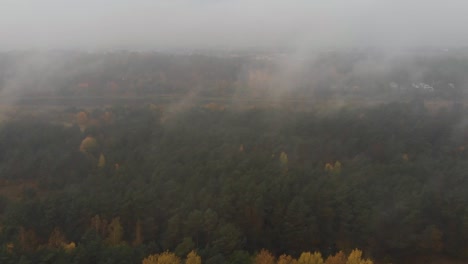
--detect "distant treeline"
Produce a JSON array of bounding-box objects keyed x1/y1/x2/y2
[{"x1": 0, "y1": 51, "x2": 468, "y2": 100}]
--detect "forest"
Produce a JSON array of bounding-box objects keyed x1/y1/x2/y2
[
  {"x1": 0, "y1": 99, "x2": 466, "y2": 263},
  {"x1": 3, "y1": 0, "x2": 468, "y2": 262},
  {"x1": 1, "y1": 50, "x2": 468, "y2": 102}
]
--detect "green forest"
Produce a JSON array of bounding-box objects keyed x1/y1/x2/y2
[{"x1": 0, "y1": 101, "x2": 466, "y2": 263}]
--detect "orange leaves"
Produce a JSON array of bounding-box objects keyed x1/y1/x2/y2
[
  {"x1": 278, "y1": 254, "x2": 298, "y2": 264},
  {"x1": 76, "y1": 111, "x2": 88, "y2": 132},
  {"x1": 254, "y1": 249, "x2": 276, "y2": 264}
]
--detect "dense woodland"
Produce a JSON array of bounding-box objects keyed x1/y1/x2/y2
[{"x1": 0, "y1": 100, "x2": 467, "y2": 263}]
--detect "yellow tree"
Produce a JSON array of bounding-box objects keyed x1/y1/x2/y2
[
  {"x1": 346, "y1": 249, "x2": 373, "y2": 264},
  {"x1": 298, "y1": 252, "x2": 323, "y2": 264},
  {"x1": 142, "y1": 251, "x2": 181, "y2": 264},
  {"x1": 185, "y1": 250, "x2": 201, "y2": 264},
  {"x1": 325, "y1": 251, "x2": 346, "y2": 264},
  {"x1": 325, "y1": 161, "x2": 342, "y2": 175},
  {"x1": 255, "y1": 249, "x2": 276, "y2": 264},
  {"x1": 107, "y1": 217, "x2": 123, "y2": 245},
  {"x1": 98, "y1": 153, "x2": 106, "y2": 168},
  {"x1": 63, "y1": 242, "x2": 76, "y2": 252},
  {"x1": 79, "y1": 136, "x2": 98, "y2": 155},
  {"x1": 277, "y1": 254, "x2": 297, "y2": 264},
  {"x1": 143, "y1": 255, "x2": 159, "y2": 264},
  {"x1": 324, "y1": 163, "x2": 334, "y2": 172},
  {"x1": 333, "y1": 161, "x2": 342, "y2": 174}
]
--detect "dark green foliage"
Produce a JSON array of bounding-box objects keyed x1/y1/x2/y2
[{"x1": 0, "y1": 103, "x2": 467, "y2": 263}]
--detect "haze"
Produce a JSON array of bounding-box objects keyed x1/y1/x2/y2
[{"x1": 2, "y1": 0, "x2": 468, "y2": 51}]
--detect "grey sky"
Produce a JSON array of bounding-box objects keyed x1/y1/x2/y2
[{"x1": 1, "y1": 0, "x2": 468, "y2": 50}]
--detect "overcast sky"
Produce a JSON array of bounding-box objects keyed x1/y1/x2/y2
[{"x1": 1, "y1": 0, "x2": 468, "y2": 50}]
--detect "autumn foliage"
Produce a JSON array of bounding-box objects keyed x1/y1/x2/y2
[
  {"x1": 139, "y1": 249, "x2": 373, "y2": 264},
  {"x1": 254, "y1": 249, "x2": 276, "y2": 264},
  {"x1": 142, "y1": 251, "x2": 181, "y2": 264}
]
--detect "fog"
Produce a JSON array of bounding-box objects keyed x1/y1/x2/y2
[{"x1": 2, "y1": 0, "x2": 468, "y2": 51}]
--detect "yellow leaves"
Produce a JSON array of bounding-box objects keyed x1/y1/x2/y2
[
  {"x1": 90, "y1": 215, "x2": 126, "y2": 246},
  {"x1": 324, "y1": 161, "x2": 342, "y2": 175},
  {"x1": 325, "y1": 251, "x2": 346, "y2": 264},
  {"x1": 298, "y1": 252, "x2": 324, "y2": 264},
  {"x1": 138, "y1": 249, "x2": 372, "y2": 264},
  {"x1": 280, "y1": 152, "x2": 288, "y2": 165},
  {"x1": 334, "y1": 161, "x2": 341, "y2": 173},
  {"x1": 185, "y1": 250, "x2": 202, "y2": 264},
  {"x1": 254, "y1": 249, "x2": 276, "y2": 264},
  {"x1": 63, "y1": 242, "x2": 76, "y2": 252},
  {"x1": 98, "y1": 153, "x2": 106, "y2": 168},
  {"x1": 295, "y1": 251, "x2": 372, "y2": 264},
  {"x1": 143, "y1": 255, "x2": 159, "y2": 264},
  {"x1": 346, "y1": 249, "x2": 373, "y2": 264},
  {"x1": 106, "y1": 217, "x2": 123, "y2": 246},
  {"x1": 277, "y1": 254, "x2": 298, "y2": 264},
  {"x1": 79, "y1": 136, "x2": 98, "y2": 154},
  {"x1": 158, "y1": 252, "x2": 180, "y2": 264},
  {"x1": 142, "y1": 251, "x2": 181, "y2": 264},
  {"x1": 48, "y1": 228, "x2": 66, "y2": 248},
  {"x1": 143, "y1": 250, "x2": 201, "y2": 264}
]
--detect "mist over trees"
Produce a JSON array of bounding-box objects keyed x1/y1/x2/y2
[
  {"x1": 1, "y1": 50, "x2": 468, "y2": 103},
  {"x1": 2, "y1": 0, "x2": 468, "y2": 263},
  {"x1": 0, "y1": 99, "x2": 466, "y2": 263}
]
